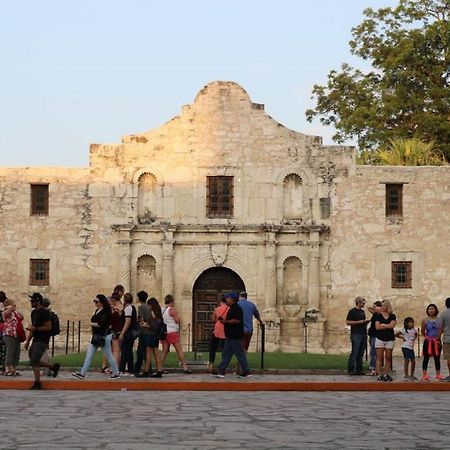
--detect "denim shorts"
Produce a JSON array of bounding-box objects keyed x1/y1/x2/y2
[
  {"x1": 402, "y1": 347, "x2": 415, "y2": 360},
  {"x1": 28, "y1": 341, "x2": 48, "y2": 366}
]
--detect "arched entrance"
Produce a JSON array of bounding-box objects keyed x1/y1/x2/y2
[{"x1": 192, "y1": 267, "x2": 246, "y2": 351}]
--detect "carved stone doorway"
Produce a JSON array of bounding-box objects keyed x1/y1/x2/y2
[{"x1": 192, "y1": 267, "x2": 246, "y2": 351}]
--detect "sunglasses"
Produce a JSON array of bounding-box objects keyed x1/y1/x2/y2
[{"x1": 93, "y1": 299, "x2": 99, "y2": 304}]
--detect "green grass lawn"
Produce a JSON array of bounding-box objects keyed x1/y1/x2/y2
[{"x1": 21, "y1": 351, "x2": 351, "y2": 370}]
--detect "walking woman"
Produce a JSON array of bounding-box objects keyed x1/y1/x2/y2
[
  {"x1": 375, "y1": 299, "x2": 396, "y2": 381},
  {"x1": 137, "y1": 297, "x2": 163, "y2": 378},
  {"x1": 207, "y1": 295, "x2": 228, "y2": 373},
  {"x1": 421, "y1": 303, "x2": 443, "y2": 381},
  {"x1": 2, "y1": 298, "x2": 23, "y2": 376},
  {"x1": 72, "y1": 294, "x2": 120, "y2": 379}
]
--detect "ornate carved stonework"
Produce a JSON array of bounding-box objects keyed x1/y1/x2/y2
[{"x1": 210, "y1": 244, "x2": 228, "y2": 266}]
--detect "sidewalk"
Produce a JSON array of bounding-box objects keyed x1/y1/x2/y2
[{"x1": 2, "y1": 369, "x2": 450, "y2": 391}]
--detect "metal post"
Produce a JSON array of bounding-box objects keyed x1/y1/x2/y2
[
  {"x1": 77, "y1": 321, "x2": 81, "y2": 353},
  {"x1": 71, "y1": 321, "x2": 75, "y2": 352},
  {"x1": 51, "y1": 335, "x2": 55, "y2": 357},
  {"x1": 304, "y1": 322, "x2": 308, "y2": 354},
  {"x1": 65, "y1": 320, "x2": 69, "y2": 354},
  {"x1": 260, "y1": 324, "x2": 265, "y2": 370}
]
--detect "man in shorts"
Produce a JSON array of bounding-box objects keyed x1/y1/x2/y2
[
  {"x1": 24, "y1": 293, "x2": 60, "y2": 389},
  {"x1": 161, "y1": 295, "x2": 192, "y2": 373},
  {"x1": 439, "y1": 297, "x2": 450, "y2": 381}
]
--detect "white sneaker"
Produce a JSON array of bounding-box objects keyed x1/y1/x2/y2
[{"x1": 72, "y1": 372, "x2": 85, "y2": 380}]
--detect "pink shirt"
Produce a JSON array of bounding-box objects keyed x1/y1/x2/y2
[{"x1": 213, "y1": 304, "x2": 229, "y2": 339}]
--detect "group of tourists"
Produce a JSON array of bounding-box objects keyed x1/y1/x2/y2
[
  {"x1": 0, "y1": 286, "x2": 263, "y2": 388},
  {"x1": 71, "y1": 285, "x2": 193, "y2": 380},
  {"x1": 346, "y1": 296, "x2": 450, "y2": 382}
]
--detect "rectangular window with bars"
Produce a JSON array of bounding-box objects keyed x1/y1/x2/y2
[
  {"x1": 385, "y1": 184, "x2": 403, "y2": 217},
  {"x1": 206, "y1": 176, "x2": 234, "y2": 218},
  {"x1": 391, "y1": 261, "x2": 412, "y2": 288},
  {"x1": 31, "y1": 184, "x2": 49, "y2": 216},
  {"x1": 30, "y1": 259, "x2": 50, "y2": 286}
]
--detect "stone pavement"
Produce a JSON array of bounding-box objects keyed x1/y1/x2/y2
[{"x1": 0, "y1": 390, "x2": 449, "y2": 449}]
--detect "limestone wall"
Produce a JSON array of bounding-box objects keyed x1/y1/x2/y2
[{"x1": 328, "y1": 165, "x2": 450, "y2": 353}]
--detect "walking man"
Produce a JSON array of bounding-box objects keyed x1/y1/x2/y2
[
  {"x1": 213, "y1": 292, "x2": 251, "y2": 378},
  {"x1": 238, "y1": 292, "x2": 264, "y2": 353},
  {"x1": 346, "y1": 296, "x2": 369, "y2": 375},
  {"x1": 439, "y1": 297, "x2": 450, "y2": 381},
  {"x1": 24, "y1": 293, "x2": 60, "y2": 389}
]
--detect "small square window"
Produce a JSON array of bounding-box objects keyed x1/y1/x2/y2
[
  {"x1": 391, "y1": 261, "x2": 412, "y2": 288},
  {"x1": 31, "y1": 184, "x2": 49, "y2": 216},
  {"x1": 30, "y1": 259, "x2": 50, "y2": 286},
  {"x1": 386, "y1": 184, "x2": 403, "y2": 217}
]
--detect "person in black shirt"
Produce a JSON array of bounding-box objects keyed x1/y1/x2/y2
[
  {"x1": 24, "y1": 293, "x2": 60, "y2": 390},
  {"x1": 346, "y1": 296, "x2": 370, "y2": 375},
  {"x1": 213, "y1": 292, "x2": 251, "y2": 378}
]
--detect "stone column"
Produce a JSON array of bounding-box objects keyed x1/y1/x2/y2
[
  {"x1": 118, "y1": 239, "x2": 132, "y2": 292},
  {"x1": 308, "y1": 230, "x2": 321, "y2": 311},
  {"x1": 162, "y1": 228, "x2": 174, "y2": 298},
  {"x1": 264, "y1": 232, "x2": 277, "y2": 311}
]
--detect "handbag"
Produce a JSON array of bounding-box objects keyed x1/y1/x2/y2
[
  {"x1": 15, "y1": 313, "x2": 26, "y2": 343},
  {"x1": 156, "y1": 320, "x2": 167, "y2": 341},
  {"x1": 91, "y1": 334, "x2": 106, "y2": 347}
]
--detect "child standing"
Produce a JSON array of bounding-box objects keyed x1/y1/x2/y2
[
  {"x1": 395, "y1": 317, "x2": 417, "y2": 381},
  {"x1": 421, "y1": 303, "x2": 443, "y2": 381}
]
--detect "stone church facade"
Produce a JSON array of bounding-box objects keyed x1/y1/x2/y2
[{"x1": 0, "y1": 81, "x2": 449, "y2": 353}]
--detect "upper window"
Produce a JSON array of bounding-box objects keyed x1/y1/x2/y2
[
  {"x1": 30, "y1": 259, "x2": 50, "y2": 286},
  {"x1": 391, "y1": 261, "x2": 412, "y2": 289},
  {"x1": 31, "y1": 184, "x2": 49, "y2": 216},
  {"x1": 206, "y1": 176, "x2": 234, "y2": 218},
  {"x1": 385, "y1": 184, "x2": 403, "y2": 217}
]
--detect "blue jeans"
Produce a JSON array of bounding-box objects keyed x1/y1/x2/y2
[
  {"x1": 81, "y1": 334, "x2": 118, "y2": 376},
  {"x1": 348, "y1": 333, "x2": 366, "y2": 373},
  {"x1": 369, "y1": 336, "x2": 377, "y2": 370},
  {"x1": 218, "y1": 338, "x2": 249, "y2": 374}
]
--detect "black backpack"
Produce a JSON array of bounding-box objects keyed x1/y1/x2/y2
[
  {"x1": 50, "y1": 311, "x2": 61, "y2": 336},
  {"x1": 156, "y1": 320, "x2": 167, "y2": 341}
]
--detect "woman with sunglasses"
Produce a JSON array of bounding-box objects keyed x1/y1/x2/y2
[
  {"x1": 421, "y1": 303, "x2": 443, "y2": 381},
  {"x1": 72, "y1": 294, "x2": 120, "y2": 379},
  {"x1": 375, "y1": 299, "x2": 396, "y2": 381}
]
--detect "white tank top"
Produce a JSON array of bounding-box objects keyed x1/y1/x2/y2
[{"x1": 162, "y1": 306, "x2": 179, "y2": 333}]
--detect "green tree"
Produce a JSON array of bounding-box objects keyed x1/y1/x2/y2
[
  {"x1": 356, "y1": 137, "x2": 446, "y2": 165},
  {"x1": 306, "y1": 0, "x2": 450, "y2": 162}
]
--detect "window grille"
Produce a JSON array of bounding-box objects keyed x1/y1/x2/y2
[
  {"x1": 391, "y1": 261, "x2": 412, "y2": 288},
  {"x1": 385, "y1": 184, "x2": 403, "y2": 217},
  {"x1": 30, "y1": 259, "x2": 50, "y2": 286},
  {"x1": 206, "y1": 176, "x2": 234, "y2": 218},
  {"x1": 31, "y1": 184, "x2": 49, "y2": 216}
]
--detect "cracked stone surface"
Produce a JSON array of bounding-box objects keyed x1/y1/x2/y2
[{"x1": 0, "y1": 390, "x2": 449, "y2": 449}]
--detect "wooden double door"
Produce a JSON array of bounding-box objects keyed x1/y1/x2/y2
[{"x1": 192, "y1": 267, "x2": 246, "y2": 351}]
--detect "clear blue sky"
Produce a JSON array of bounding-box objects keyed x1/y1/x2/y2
[{"x1": 0, "y1": 0, "x2": 396, "y2": 167}]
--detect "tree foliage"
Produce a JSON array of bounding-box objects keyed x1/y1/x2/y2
[
  {"x1": 306, "y1": 0, "x2": 450, "y2": 162},
  {"x1": 356, "y1": 137, "x2": 447, "y2": 165}
]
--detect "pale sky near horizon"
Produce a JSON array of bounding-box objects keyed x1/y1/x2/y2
[{"x1": 1, "y1": 0, "x2": 396, "y2": 167}]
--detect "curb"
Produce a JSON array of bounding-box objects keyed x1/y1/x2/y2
[{"x1": 2, "y1": 380, "x2": 450, "y2": 392}]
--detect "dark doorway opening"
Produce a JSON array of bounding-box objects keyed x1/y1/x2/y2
[{"x1": 192, "y1": 267, "x2": 246, "y2": 351}]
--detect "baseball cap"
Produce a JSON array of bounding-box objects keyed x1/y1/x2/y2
[
  {"x1": 225, "y1": 292, "x2": 239, "y2": 301},
  {"x1": 29, "y1": 292, "x2": 43, "y2": 302}
]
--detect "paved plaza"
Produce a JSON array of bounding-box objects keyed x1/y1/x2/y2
[{"x1": 0, "y1": 390, "x2": 448, "y2": 449}]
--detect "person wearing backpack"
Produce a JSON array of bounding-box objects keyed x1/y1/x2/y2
[{"x1": 25, "y1": 293, "x2": 61, "y2": 389}]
